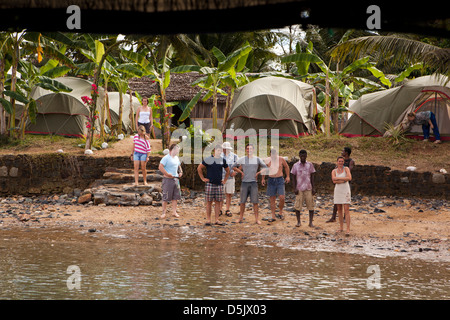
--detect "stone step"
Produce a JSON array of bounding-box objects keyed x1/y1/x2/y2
[
  {"x1": 105, "y1": 167, "x2": 161, "y2": 174},
  {"x1": 98, "y1": 172, "x2": 164, "y2": 184},
  {"x1": 83, "y1": 166, "x2": 165, "y2": 206},
  {"x1": 91, "y1": 183, "x2": 162, "y2": 206}
]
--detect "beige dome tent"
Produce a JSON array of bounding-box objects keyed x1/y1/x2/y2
[
  {"x1": 225, "y1": 77, "x2": 318, "y2": 138},
  {"x1": 340, "y1": 75, "x2": 450, "y2": 141},
  {"x1": 26, "y1": 77, "x2": 105, "y2": 137}
]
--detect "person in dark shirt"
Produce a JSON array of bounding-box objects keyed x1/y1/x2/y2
[{"x1": 197, "y1": 144, "x2": 230, "y2": 226}]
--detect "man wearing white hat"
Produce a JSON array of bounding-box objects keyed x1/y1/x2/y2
[{"x1": 221, "y1": 141, "x2": 238, "y2": 217}]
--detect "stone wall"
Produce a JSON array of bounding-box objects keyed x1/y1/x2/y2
[
  {"x1": 181, "y1": 161, "x2": 449, "y2": 199},
  {"x1": 0, "y1": 154, "x2": 448, "y2": 199},
  {"x1": 0, "y1": 154, "x2": 159, "y2": 196}
]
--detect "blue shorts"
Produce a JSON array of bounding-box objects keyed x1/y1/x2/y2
[
  {"x1": 266, "y1": 177, "x2": 285, "y2": 197},
  {"x1": 133, "y1": 151, "x2": 147, "y2": 161}
]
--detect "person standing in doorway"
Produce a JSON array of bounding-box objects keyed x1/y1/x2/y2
[
  {"x1": 159, "y1": 144, "x2": 182, "y2": 219},
  {"x1": 260, "y1": 148, "x2": 290, "y2": 221},
  {"x1": 327, "y1": 147, "x2": 355, "y2": 223},
  {"x1": 135, "y1": 97, "x2": 153, "y2": 135},
  {"x1": 234, "y1": 144, "x2": 267, "y2": 225},
  {"x1": 290, "y1": 150, "x2": 316, "y2": 227},
  {"x1": 197, "y1": 144, "x2": 230, "y2": 225},
  {"x1": 332, "y1": 156, "x2": 352, "y2": 236},
  {"x1": 131, "y1": 125, "x2": 151, "y2": 186},
  {"x1": 221, "y1": 142, "x2": 238, "y2": 217}
]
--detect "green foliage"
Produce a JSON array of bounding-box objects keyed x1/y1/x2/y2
[{"x1": 384, "y1": 122, "x2": 409, "y2": 148}]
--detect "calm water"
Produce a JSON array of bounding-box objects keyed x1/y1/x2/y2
[{"x1": 0, "y1": 226, "x2": 448, "y2": 300}]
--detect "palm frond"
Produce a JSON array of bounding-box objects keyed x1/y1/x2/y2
[
  {"x1": 423, "y1": 48, "x2": 450, "y2": 77},
  {"x1": 331, "y1": 36, "x2": 438, "y2": 64},
  {"x1": 330, "y1": 35, "x2": 449, "y2": 78}
]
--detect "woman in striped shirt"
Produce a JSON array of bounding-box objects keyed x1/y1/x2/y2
[{"x1": 131, "y1": 125, "x2": 151, "y2": 186}]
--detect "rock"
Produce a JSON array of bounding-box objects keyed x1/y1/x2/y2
[
  {"x1": 84, "y1": 149, "x2": 93, "y2": 155},
  {"x1": 63, "y1": 186, "x2": 73, "y2": 195},
  {"x1": 431, "y1": 173, "x2": 445, "y2": 184},
  {"x1": 400, "y1": 176, "x2": 409, "y2": 183},
  {"x1": 139, "y1": 194, "x2": 153, "y2": 205},
  {"x1": 18, "y1": 213, "x2": 30, "y2": 222},
  {"x1": 73, "y1": 188, "x2": 82, "y2": 197},
  {"x1": 374, "y1": 208, "x2": 385, "y2": 213},
  {"x1": 9, "y1": 167, "x2": 18, "y2": 177},
  {"x1": 78, "y1": 193, "x2": 92, "y2": 204},
  {"x1": 0, "y1": 166, "x2": 8, "y2": 177},
  {"x1": 28, "y1": 187, "x2": 42, "y2": 194},
  {"x1": 81, "y1": 189, "x2": 92, "y2": 196}
]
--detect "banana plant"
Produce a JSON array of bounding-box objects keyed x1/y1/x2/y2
[
  {"x1": 0, "y1": 31, "x2": 74, "y2": 138},
  {"x1": 282, "y1": 41, "x2": 391, "y2": 135},
  {"x1": 74, "y1": 34, "x2": 136, "y2": 149},
  {"x1": 172, "y1": 43, "x2": 252, "y2": 129}
]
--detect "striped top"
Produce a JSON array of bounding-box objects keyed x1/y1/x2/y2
[{"x1": 133, "y1": 134, "x2": 151, "y2": 154}]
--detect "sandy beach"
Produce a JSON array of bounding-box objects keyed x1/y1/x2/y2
[{"x1": 1, "y1": 136, "x2": 449, "y2": 263}]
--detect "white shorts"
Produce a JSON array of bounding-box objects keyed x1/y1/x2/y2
[{"x1": 223, "y1": 178, "x2": 235, "y2": 194}]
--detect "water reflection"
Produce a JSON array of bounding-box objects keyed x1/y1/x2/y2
[{"x1": 0, "y1": 227, "x2": 448, "y2": 300}]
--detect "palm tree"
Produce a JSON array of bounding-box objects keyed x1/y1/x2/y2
[{"x1": 330, "y1": 35, "x2": 450, "y2": 79}]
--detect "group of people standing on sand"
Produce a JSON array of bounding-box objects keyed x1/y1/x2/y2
[
  {"x1": 130, "y1": 98, "x2": 356, "y2": 235},
  {"x1": 194, "y1": 142, "x2": 356, "y2": 236}
]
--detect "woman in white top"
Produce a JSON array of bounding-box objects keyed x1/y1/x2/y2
[
  {"x1": 332, "y1": 156, "x2": 352, "y2": 235},
  {"x1": 135, "y1": 98, "x2": 153, "y2": 134}
]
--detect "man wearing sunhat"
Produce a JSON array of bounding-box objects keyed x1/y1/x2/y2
[{"x1": 221, "y1": 141, "x2": 238, "y2": 217}]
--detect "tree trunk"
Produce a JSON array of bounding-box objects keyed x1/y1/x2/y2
[
  {"x1": 221, "y1": 88, "x2": 233, "y2": 133},
  {"x1": 100, "y1": 81, "x2": 107, "y2": 139},
  {"x1": 117, "y1": 90, "x2": 123, "y2": 134},
  {"x1": 129, "y1": 89, "x2": 135, "y2": 133},
  {"x1": 324, "y1": 68, "x2": 331, "y2": 137},
  {"x1": 160, "y1": 87, "x2": 169, "y2": 150},
  {"x1": 10, "y1": 41, "x2": 19, "y2": 138},
  {"x1": 212, "y1": 90, "x2": 218, "y2": 129},
  {"x1": 0, "y1": 57, "x2": 6, "y2": 135},
  {"x1": 332, "y1": 86, "x2": 339, "y2": 133}
]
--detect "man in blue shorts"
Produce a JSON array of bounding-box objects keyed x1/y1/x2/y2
[{"x1": 261, "y1": 148, "x2": 290, "y2": 222}]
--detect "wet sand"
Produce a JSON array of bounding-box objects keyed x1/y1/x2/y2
[{"x1": 1, "y1": 192, "x2": 448, "y2": 263}]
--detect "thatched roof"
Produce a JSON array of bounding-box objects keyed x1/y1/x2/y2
[{"x1": 128, "y1": 72, "x2": 227, "y2": 104}]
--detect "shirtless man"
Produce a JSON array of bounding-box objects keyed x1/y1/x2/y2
[{"x1": 260, "y1": 148, "x2": 290, "y2": 221}]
